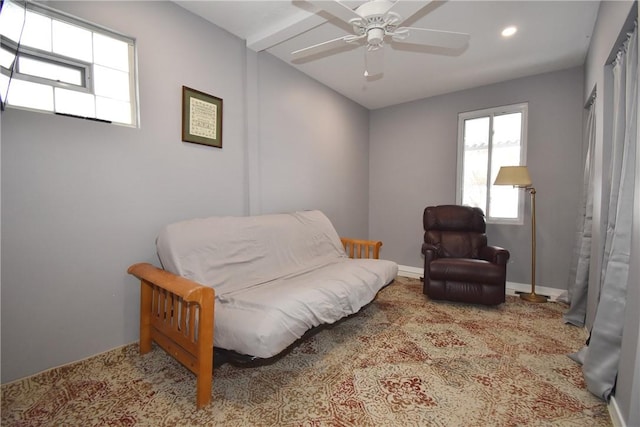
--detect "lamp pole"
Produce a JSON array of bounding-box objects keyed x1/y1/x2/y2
[
  {"x1": 493, "y1": 165, "x2": 548, "y2": 303},
  {"x1": 520, "y1": 186, "x2": 547, "y2": 303}
]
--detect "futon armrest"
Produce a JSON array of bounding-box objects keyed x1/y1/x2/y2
[
  {"x1": 340, "y1": 237, "x2": 383, "y2": 259},
  {"x1": 127, "y1": 262, "x2": 215, "y2": 303},
  {"x1": 128, "y1": 262, "x2": 215, "y2": 409},
  {"x1": 479, "y1": 246, "x2": 510, "y2": 265}
]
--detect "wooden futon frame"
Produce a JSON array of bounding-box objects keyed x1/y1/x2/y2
[{"x1": 127, "y1": 237, "x2": 383, "y2": 409}]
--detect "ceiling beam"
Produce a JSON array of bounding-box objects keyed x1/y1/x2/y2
[{"x1": 246, "y1": 9, "x2": 326, "y2": 52}]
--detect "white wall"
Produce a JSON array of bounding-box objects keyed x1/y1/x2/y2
[
  {"x1": 0, "y1": 1, "x2": 371, "y2": 383},
  {"x1": 369, "y1": 67, "x2": 584, "y2": 289}
]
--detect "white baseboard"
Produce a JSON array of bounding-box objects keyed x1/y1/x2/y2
[
  {"x1": 397, "y1": 265, "x2": 565, "y2": 302},
  {"x1": 609, "y1": 396, "x2": 626, "y2": 427},
  {"x1": 397, "y1": 265, "x2": 423, "y2": 279}
]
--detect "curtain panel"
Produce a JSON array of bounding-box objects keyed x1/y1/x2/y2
[
  {"x1": 564, "y1": 97, "x2": 596, "y2": 327},
  {"x1": 571, "y1": 22, "x2": 638, "y2": 401}
]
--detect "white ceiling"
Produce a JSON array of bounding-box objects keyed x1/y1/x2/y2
[{"x1": 175, "y1": 0, "x2": 600, "y2": 110}]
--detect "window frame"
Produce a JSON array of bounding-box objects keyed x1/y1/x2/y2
[
  {"x1": 456, "y1": 102, "x2": 529, "y2": 225},
  {"x1": 13, "y1": 44, "x2": 93, "y2": 91},
  {"x1": 0, "y1": 0, "x2": 138, "y2": 127}
]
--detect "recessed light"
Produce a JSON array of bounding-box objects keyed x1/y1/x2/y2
[{"x1": 502, "y1": 26, "x2": 517, "y2": 37}]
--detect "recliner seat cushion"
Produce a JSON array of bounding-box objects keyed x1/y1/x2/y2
[{"x1": 429, "y1": 258, "x2": 504, "y2": 285}]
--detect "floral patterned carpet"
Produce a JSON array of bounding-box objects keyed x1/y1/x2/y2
[{"x1": 2, "y1": 277, "x2": 611, "y2": 426}]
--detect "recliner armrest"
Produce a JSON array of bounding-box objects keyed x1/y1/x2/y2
[
  {"x1": 479, "y1": 246, "x2": 510, "y2": 265},
  {"x1": 422, "y1": 243, "x2": 439, "y2": 261}
]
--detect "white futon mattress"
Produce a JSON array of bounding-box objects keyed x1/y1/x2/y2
[
  {"x1": 156, "y1": 210, "x2": 398, "y2": 358},
  {"x1": 214, "y1": 257, "x2": 397, "y2": 358}
]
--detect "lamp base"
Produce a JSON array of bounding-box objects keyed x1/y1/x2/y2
[{"x1": 519, "y1": 292, "x2": 548, "y2": 303}]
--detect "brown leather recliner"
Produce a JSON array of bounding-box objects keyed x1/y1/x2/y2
[{"x1": 422, "y1": 205, "x2": 510, "y2": 305}]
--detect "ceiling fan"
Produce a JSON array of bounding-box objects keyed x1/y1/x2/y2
[{"x1": 292, "y1": 0, "x2": 470, "y2": 77}]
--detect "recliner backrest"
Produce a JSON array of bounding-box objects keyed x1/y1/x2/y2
[{"x1": 423, "y1": 205, "x2": 488, "y2": 259}]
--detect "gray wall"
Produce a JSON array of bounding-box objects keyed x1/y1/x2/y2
[
  {"x1": 369, "y1": 67, "x2": 584, "y2": 289},
  {"x1": 1, "y1": 0, "x2": 247, "y2": 383},
  {"x1": 583, "y1": 2, "x2": 639, "y2": 426},
  {"x1": 0, "y1": 1, "x2": 370, "y2": 383},
  {"x1": 2, "y1": 5, "x2": 638, "y2": 426},
  {"x1": 256, "y1": 53, "x2": 370, "y2": 237}
]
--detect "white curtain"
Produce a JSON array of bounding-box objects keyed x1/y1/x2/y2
[
  {"x1": 571, "y1": 22, "x2": 638, "y2": 401},
  {"x1": 563, "y1": 97, "x2": 596, "y2": 327}
]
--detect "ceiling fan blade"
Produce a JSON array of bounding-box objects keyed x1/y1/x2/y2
[
  {"x1": 392, "y1": 27, "x2": 470, "y2": 49},
  {"x1": 292, "y1": 34, "x2": 362, "y2": 59},
  {"x1": 365, "y1": 47, "x2": 384, "y2": 77},
  {"x1": 386, "y1": 0, "x2": 434, "y2": 26},
  {"x1": 307, "y1": 0, "x2": 361, "y2": 24}
]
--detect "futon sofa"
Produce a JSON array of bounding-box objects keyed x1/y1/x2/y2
[{"x1": 128, "y1": 210, "x2": 398, "y2": 407}]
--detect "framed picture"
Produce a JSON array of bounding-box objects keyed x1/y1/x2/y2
[{"x1": 182, "y1": 86, "x2": 223, "y2": 148}]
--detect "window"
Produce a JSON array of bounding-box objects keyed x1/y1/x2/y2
[
  {"x1": 0, "y1": 0, "x2": 137, "y2": 126},
  {"x1": 456, "y1": 103, "x2": 528, "y2": 223}
]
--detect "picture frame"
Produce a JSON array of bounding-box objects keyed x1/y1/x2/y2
[{"x1": 182, "y1": 86, "x2": 223, "y2": 148}]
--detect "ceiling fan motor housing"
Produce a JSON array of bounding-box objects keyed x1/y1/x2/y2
[
  {"x1": 367, "y1": 27, "x2": 385, "y2": 47},
  {"x1": 293, "y1": 0, "x2": 471, "y2": 76},
  {"x1": 351, "y1": 0, "x2": 401, "y2": 47}
]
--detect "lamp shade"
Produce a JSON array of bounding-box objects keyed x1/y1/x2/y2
[{"x1": 494, "y1": 166, "x2": 532, "y2": 187}]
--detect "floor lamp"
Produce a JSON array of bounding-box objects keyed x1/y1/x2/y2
[{"x1": 494, "y1": 166, "x2": 548, "y2": 303}]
